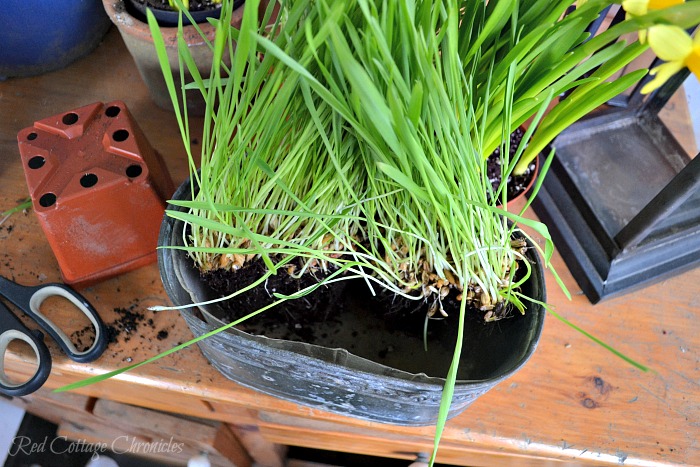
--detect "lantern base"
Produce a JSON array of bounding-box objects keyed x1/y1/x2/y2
[{"x1": 531, "y1": 111, "x2": 700, "y2": 303}]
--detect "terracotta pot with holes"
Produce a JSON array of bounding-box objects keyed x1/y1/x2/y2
[{"x1": 17, "y1": 101, "x2": 175, "y2": 287}]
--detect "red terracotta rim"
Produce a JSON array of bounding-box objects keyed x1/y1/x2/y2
[{"x1": 506, "y1": 152, "x2": 540, "y2": 207}]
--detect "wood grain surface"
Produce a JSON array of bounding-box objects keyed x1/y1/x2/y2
[{"x1": 1, "y1": 27, "x2": 699, "y2": 466}]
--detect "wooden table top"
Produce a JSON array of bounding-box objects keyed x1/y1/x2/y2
[{"x1": 1, "y1": 27, "x2": 699, "y2": 467}]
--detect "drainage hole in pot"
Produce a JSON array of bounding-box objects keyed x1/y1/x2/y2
[
  {"x1": 105, "y1": 106, "x2": 121, "y2": 118},
  {"x1": 126, "y1": 164, "x2": 143, "y2": 178},
  {"x1": 28, "y1": 156, "x2": 45, "y2": 169},
  {"x1": 113, "y1": 129, "x2": 129, "y2": 142},
  {"x1": 62, "y1": 113, "x2": 79, "y2": 125},
  {"x1": 80, "y1": 173, "x2": 98, "y2": 188},
  {"x1": 27, "y1": 132, "x2": 38, "y2": 141},
  {"x1": 39, "y1": 193, "x2": 57, "y2": 207}
]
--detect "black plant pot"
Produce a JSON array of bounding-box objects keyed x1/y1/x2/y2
[
  {"x1": 127, "y1": 0, "x2": 244, "y2": 26},
  {"x1": 157, "y1": 177, "x2": 547, "y2": 425},
  {"x1": 0, "y1": 0, "x2": 111, "y2": 79}
]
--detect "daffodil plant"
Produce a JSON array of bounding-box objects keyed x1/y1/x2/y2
[{"x1": 508, "y1": 0, "x2": 700, "y2": 174}]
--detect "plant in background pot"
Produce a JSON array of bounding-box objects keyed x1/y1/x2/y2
[
  {"x1": 62, "y1": 0, "x2": 700, "y2": 463},
  {"x1": 101, "y1": 0, "x2": 249, "y2": 114},
  {"x1": 129, "y1": 0, "x2": 236, "y2": 26}
]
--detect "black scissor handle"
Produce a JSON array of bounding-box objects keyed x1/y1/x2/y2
[
  {"x1": 0, "y1": 277, "x2": 107, "y2": 363},
  {"x1": 0, "y1": 303, "x2": 52, "y2": 396},
  {"x1": 28, "y1": 284, "x2": 107, "y2": 362}
]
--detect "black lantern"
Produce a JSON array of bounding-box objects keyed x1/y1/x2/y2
[{"x1": 531, "y1": 9, "x2": 699, "y2": 303}]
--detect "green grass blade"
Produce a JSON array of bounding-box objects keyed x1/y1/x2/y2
[
  {"x1": 429, "y1": 297, "x2": 467, "y2": 466},
  {"x1": 541, "y1": 301, "x2": 652, "y2": 373},
  {"x1": 54, "y1": 296, "x2": 291, "y2": 393}
]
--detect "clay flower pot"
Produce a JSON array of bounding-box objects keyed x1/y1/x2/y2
[
  {"x1": 102, "y1": 0, "x2": 246, "y2": 115},
  {"x1": 17, "y1": 101, "x2": 175, "y2": 287},
  {"x1": 0, "y1": 0, "x2": 111, "y2": 78}
]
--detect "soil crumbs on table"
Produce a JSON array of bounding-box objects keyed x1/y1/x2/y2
[{"x1": 71, "y1": 302, "x2": 159, "y2": 352}]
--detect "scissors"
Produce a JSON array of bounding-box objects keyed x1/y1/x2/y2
[{"x1": 0, "y1": 275, "x2": 107, "y2": 396}]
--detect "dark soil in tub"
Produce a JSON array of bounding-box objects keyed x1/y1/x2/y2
[
  {"x1": 486, "y1": 127, "x2": 537, "y2": 203},
  {"x1": 199, "y1": 254, "x2": 532, "y2": 380},
  {"x1": 202, "y1": 257, "x2": 346, "y2": 342}
]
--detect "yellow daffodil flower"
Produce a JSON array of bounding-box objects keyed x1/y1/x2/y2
[
  {"x1": 623, "y1": 0, "x2": 684, "y2": 16},
  {"x1": 642, "y1": 25, "x2": 700, "y2": 94},
  {"x1": 622, "y1": 0, "x2": 685, "y2": 42},
  {"x1": 168, "y1": 0, "x2": 190, "y2": 10}
]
